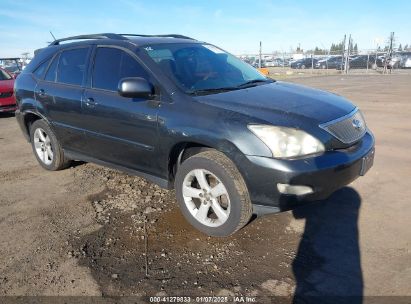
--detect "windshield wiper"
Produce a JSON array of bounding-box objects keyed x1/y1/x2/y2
[
  {"x1": 236, "y1": 78, "x2": 274, "y2": 88},
  {"x1": 188, "y1": 87, "x2": 240, "y2": 96},
  {"x1": 188, "y1": 79, "x2": 274, "y2": 95}
]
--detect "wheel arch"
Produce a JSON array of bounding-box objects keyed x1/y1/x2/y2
[
  {"x1": 167, "y1": 138, "x2": 244, "y2": 186},
  {"x1": 22, "y1": 111, "x2": 50, "y2": 142},
  {"x1": 168, "y1": 142, "x2": 212, "y2": 185}
]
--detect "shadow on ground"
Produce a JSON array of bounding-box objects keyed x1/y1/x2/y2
[
  {"x1": 292, "y1": 187, "x2": 363, "y2": 304},
  {"x1": 0, "y1": 112, "x2": 15, "y2": 119}
]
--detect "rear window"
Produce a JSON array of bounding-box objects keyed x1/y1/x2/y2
[{"x1": 56, "y1": 48, "x2": 89, "y2": 86}]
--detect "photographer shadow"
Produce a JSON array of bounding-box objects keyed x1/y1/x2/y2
[{"x1": 291, "y1": 187, "x2": 363, "y2": 304}]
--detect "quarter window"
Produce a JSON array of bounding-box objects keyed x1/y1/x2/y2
[
  {"x1": 33, "y1": 58, "x2": 51, "y2": 79},
  {"x1": 92, "y1": 47, "x2": 149, "y2": 91},
  {"x1": 44, "y1": 54, "x2": 59, "y2": 82}
]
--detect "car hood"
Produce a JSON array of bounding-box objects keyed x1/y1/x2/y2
[
  {"x1": 0, "y1": 79, "x2": 14, "y2": 92},
  {"x1": 194, "y1": 81, "x2": 355, "y2": 127}
]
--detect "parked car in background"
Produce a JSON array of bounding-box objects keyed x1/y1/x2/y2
[
  {"x1": 290, "y1": 58, "x2": 318, "y2": 69},
  {"x1": 347, "y1": 55, "x2": 383, "y2": 69},
  {"x1": 275, "y1": 58, "x2": 290, "y2": 67},
  {"x1": 387, "y1": 54, "x2": 402, "y2": 69},
  {"x1": 266, "y1": 59, "x2": 284, "y2": 67},
  {"x1": 315, "y1": 56, "x2": 344, "y2": 69},
  {"x1": 0, "y1": 67, "x2": 17, "y2": 113},
  {"x1": 252, "y1": 60, "x2": 266, "y2": 68},
  {"x1": 3, "y1": 65, "x2": 21, "y2": 77},
  {"x1": 399, "y1": 52, "x2": 411, "y2": 68},
  {"x1": 264, "y1": 60, "x2": 275, "y2": 67},
  {"x1": 241, "y1": 57, "x2": 253, "y2": 65},
  {"x1": 1, "y1": 59, "x2": 22, "y2": 76}
]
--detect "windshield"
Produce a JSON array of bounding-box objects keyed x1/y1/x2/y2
[
  {"x1": 0, "y1": 69, "x2": 12, "y2": 81},
  {"x1": 142, "y1": 43, "x2": 270, "y2": 94},
  {"x1": 4, "y1": 65, "x2": 20, "y2": 73}
]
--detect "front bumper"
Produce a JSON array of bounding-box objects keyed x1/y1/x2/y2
[
  {"x1": 0, "y1": 104, "x2": 17, "y2": 113},
  {"x1": 239, "y1": 131, "x2": 375, "y2": 213},
  {"x1": 0, "y1": 97, "x2": 17, "y2": 113},
  {"x1": 0, "y1": 103, "x2": 17, "y2": 113}
]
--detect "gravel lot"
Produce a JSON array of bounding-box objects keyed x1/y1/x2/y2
[{"x1": 0, "y1": 75, "x2": 410, "y2": 301}]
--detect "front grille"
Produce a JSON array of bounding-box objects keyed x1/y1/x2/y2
[
  {"x1": 0, "y1": 92, "x2": 13, "y2": 99},
  {"x1": 319, "y1": 108, "x2": 367, "y2": 144}
]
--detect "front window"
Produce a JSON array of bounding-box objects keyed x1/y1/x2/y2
[
  {"x1": 143, "y1": 43, "x2": 271, "y2": 94},
  {"x1": 92, "y1": 47, "x2": 149, "y2": 92}
]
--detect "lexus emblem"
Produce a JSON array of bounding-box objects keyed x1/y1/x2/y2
[{"x1": 352, "y1": 119, "x2": 362, "y2": 130}]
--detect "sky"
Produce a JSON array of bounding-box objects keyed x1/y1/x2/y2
[{"x1": 1, "y1": 0, "x2": 411, "y2": 57}]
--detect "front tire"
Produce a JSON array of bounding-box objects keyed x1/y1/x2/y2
[
  {"x1": 175, "y1": 150, "x2": 252, "y2": 237},
  {"x1": 30, "y1": 119, "x2": 71, "y2": 171}
]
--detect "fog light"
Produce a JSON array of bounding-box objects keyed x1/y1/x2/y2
[{"x1": 277, "y1": 183, "x2": 313, "y2": 195}]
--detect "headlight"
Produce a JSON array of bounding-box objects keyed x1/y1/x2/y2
[{"x1": 248, "y1": 125, "x2": 325, "y2": 158}]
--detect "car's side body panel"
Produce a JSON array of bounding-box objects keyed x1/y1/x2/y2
[{"x1": 36, "y1": 80, "x2": 87, "y2": 153}]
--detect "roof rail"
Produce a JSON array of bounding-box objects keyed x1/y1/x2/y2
[
  {"x1": 119, "y1": 34, "x2": 196, "y2": 40},
  {"x1": 49, "y1": 33, "x2": 127, "y2": 46},
  {"x1": 48, "y1": 33, "x2": 196, "y2": 46}
]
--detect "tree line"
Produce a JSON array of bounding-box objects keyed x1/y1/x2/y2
[{"x1": 304, "y1": 41, "x2": 410, "y2": 55}]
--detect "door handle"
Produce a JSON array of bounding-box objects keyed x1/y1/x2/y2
[
  {"x1": 37, "y1": 89, "x2": 46, "y2": 97},
  {"x1": 85, "y1": 97, "x2": 98, "y2": 108}
]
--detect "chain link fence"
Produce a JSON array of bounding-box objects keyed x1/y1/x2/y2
[{"x1": 237, "y1": 49, "x2": 411, "y2": 76}]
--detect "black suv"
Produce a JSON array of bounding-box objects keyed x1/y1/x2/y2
[{"x1": 15, "y1": 33, "x2": 375, "y2": 236}]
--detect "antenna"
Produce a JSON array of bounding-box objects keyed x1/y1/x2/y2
[{"x1": 49, "y1": 31, "x2": 57, "y2": 41}]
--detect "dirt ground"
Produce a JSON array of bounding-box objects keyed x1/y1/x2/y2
[{"x1": 0, "y1": 75, "x2": 410, "y2": 302}]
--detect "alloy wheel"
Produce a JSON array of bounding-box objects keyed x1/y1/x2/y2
[
  {"x1": 182, "y1": 169, "x2": 230, "y2": 227},
  {"x1": 33, "y1": 128, "x2": 53, "y2": 165}
]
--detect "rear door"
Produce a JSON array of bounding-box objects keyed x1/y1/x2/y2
[
  {"x1": 81, "y1": 46, "x2": 160, "y2": 174},
  {"x1": 35, "y1": 47, "x2": 91, "y2": 152}
]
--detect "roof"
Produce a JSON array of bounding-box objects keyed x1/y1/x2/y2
[
  {"x1": 33, "y1": 33, "x2": 202, "y2": 58},
  {"x1": 48, "y1": 33, "x2": 199, "y2": 47}
]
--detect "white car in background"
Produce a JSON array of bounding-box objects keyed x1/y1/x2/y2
[{"x1": 400, "y1": 53, "x2": 411, "y2": 68}]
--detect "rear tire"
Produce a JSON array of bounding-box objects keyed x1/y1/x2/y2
[
  {"x1": 30, "y1": 119, "x2": 71, "y2": 171},
  {"x1": 175, "y1": 150, "x2": 252, "y2": 237}
]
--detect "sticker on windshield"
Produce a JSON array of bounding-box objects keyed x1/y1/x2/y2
[{"x1": 203, "y1": 45, "x2": 225, "y2": 54}]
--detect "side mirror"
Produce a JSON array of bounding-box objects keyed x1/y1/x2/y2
[{"x1": 118, "y1": 77, "x2": 154, "y2": 99}]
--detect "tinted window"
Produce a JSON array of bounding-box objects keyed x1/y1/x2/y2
[
  {"x1": 33, "y1": 58, "x2": 51, "y2": 79},
  {"x1": 44, "y1": 54, "x2": 59, "y2": 82},
  {"x1": 56, "y1": 48, "x2": 89, "y2": 86},
  {"x1": 92, "y1": 47, "x2": 149, "y2": 91},
  {"x1": 0, "y1": 69, "x2": 12, "y2": 80}
]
